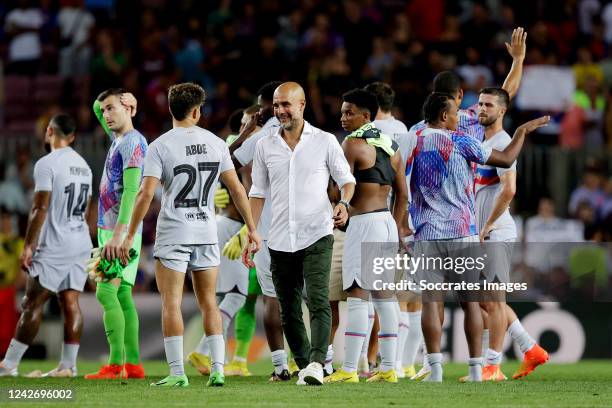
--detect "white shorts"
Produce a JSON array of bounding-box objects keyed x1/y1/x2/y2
[
  {"x1": 254, "y1": 240, "x2": 275, "y2": 297},
  {"x1": 216, "y1": 215, "x2": 249, "y2": 295},
  {"x1": 29, "y1": 255, "x2": 88, "y2": 293},
  {"x1": 342, "y1": 211, "x2": 399, "y2": 291},
  {"x1": 154, "y1": 244, "x2": 220, "y2": 273}
]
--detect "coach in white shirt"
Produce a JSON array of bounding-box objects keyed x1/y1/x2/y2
[{"x1": 249, "y1": 82, "x2": 355, "y2": 385}]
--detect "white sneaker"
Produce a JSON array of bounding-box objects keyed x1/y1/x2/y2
[
  {"x1": 410, "y1": 364, "x2": 431, "y2": 381},
  {"x1": 0, "y1": 363, "x2": 18, "y2": 377},
  {"x1": 299, "y1": 362, "x2": 324, "y2": 386}
]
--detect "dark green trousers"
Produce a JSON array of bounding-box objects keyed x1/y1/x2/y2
[{"x1": 269, "y1": 234, "x2": 333, "y2": 368}]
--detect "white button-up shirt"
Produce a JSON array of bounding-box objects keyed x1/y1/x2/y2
[{"x1": 250, "y1": 121, "x2": 355, "y2": 252}]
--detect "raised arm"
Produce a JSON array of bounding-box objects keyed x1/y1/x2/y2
[{"x1": 501, "y1": 27, "x2": 527, "y2": 100}]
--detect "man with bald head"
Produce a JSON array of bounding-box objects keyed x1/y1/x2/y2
[{"x1": 249, "y1": 82, "x2": 356, "y2": 385}]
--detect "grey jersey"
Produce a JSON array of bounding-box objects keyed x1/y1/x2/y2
[
  {"x1": 475, "y1": 130, "x2": 517, "y2": 241},
  {"x1": 233, "y1": 116, "x2": 279, "y2": 240},
  {"x1": 144, "y1": 126, "x2": 234, "y2": 246},
  {"x1": 33, "y1": 147, "x2": 93, "y2": 262}
]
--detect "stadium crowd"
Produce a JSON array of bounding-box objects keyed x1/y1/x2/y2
[{"x1": 1, "y1": 0, "x2": 611, "y2": 295}]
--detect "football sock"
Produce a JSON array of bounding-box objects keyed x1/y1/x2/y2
[
  {"x1": 373, "y1": 299, "x2": 398, "y2": 372},
  {"x1": 96, "y1": 282, "x2": 125, "y2": 365},
  {"x1": 164, "y1": 336, "x2": 184, "y2": 376},
  {"x1": 207, "y1": 335, "x2": 225, "y2": 374},
  {"x1": 117, "y1": 281, "x2": 140, "y2": 364},
  {"x1": 404, "y1": 311, "x2": 423, "y2": 366},
  {"x1": 2, "y1": 338, "x2": 28, "y2": 369},
  {"x1": 59, "y1": 343, "x2": 79, "y2": 369},
  {"x1": 343, "y1": 297, "x2": 368, "y2": 373},
  {"x1": 508, "y1": 319, "x2": 536, "y2": 353},
  {"x1": 271, "y1": 349, "x2": 289, "y2": 375},
  {"x1": 234, "y1": 296, "x2": 257, "y2": 360}
]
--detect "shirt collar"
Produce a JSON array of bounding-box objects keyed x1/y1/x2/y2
[{"x1": 273, "y1": 120, "x2": 312, "y2": 142}]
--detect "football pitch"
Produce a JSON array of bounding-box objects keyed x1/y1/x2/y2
[{"x1": 1, "y1": 360, "x2": 610, "y2": 407}]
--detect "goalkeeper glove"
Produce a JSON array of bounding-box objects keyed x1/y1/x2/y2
[
  {"x1": 222, "y1": 224, "x2": 248, "y2": 260},
  {"x1": 214, "y1": 187, "x2": 230, "y2": 209},
  {"x1": 87, "y1": 247, "x2": 138, "y2": 282}
]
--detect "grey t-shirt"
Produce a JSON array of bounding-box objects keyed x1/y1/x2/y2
[
  {"x1": 144, "y1": 126, "x2": 234, "y2": 246},
  {"x1": 33, "y1": 147, "x2": 93, "y2": 261}
]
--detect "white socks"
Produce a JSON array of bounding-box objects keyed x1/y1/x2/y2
[
  {"x1": 164, "y1": 336, "x2": 184, "y2": 376},
  {"x1": 485, "y1": 348, "x2": 502, "y2": 366},
  {"x1": 325, "y1": 345, "x2": 333, "y2": 374},
  {"x1": 271, "y1": 349, "x2": 288, "y2": 375},
  {"x1": 481, "y1": 329, "x2": 490, "y2": 357},
  {"x1": 219, "y1": 293, "x2": 246, "y2": 337},
  {"x1": 59, "y1": 343, "x2": 79, "y2": 370},
  {"x1": 396, "y1": 311, "x2": 410, "y2": 371},
  {"x1": 2, "y1": 338, "x2": 28, "y2": 369},
  {"x1": 507, "y1": 319, "x2": 536, "y2": 354},
  {"x1": 195, "y1": 334, "x2": 209, "y2": 356},
  {"x1": 426, "y1": 352, "x2": 442, "y2": 382},
  {"x1": 468, "y1": 357, "x2": 483, "y2": 382},
  {"x1": 403, "y1": 311, "x2": 422, "y2": 366},
  {"x1": 373, "y1": 299, "x2": 398, "y2": 372},
  {"x1": 207, "y1": 335, "x2": 225, "y2": 374},
  {"x1": 359, "y1": 301, "x2": 375, "y2": 362},
  {"x1": 343, "y1": 297, "x2": 369, "y2": 372}
]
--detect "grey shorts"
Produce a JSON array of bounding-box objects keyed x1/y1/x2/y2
[
  {"x1": 414, "y1": 235, "x2": 482, "y2": 287},
  {"x1": 29, "y1": 257, "x2": 88, "y2": 293},
  {"x1": 481, "y1": 241, "x2": 513, "y2": 284},
  {"x1": 154, "y1": 244, "x2": 220, "y2": 273}
]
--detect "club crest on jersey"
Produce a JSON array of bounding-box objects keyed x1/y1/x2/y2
[{"x1": 185, "y1": 144, "x2": 207, "y2": 156}]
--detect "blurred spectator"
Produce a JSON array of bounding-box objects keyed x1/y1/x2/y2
[
  {"x1": 363, "y1": 36, "x2": 393, "y2": 81},
  {"x1": 560, "y1": 75, "x2": 606, "y2": 149},
  {"x1": 525, "y1": 197, "x2": 566, "y2": 243},
  {"x1": 573, "y1": 46, "x2": 604, "y2": 89},
  {"x1": 0, "y1": 206, "x2": 24, "y2": 356},
  {"x1": 601, "y1": 176, "x2": 612, "y2": 219},
  {"x1": 57, "y1": 0, "x2": 95, "y2": 78},
  {"x1": 568, "y1": 164, "x2": 605, "y2": 217},
  {"x1": 4, "y1": 0, "x2": 43, "y2": 76},
  {"x1": 90, "y1": 29, "x2": 127, "y2": 99}
]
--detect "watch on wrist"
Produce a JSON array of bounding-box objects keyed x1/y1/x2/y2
[{"x1": 339, "y1": 200, "x2": 349, "y2": 209}]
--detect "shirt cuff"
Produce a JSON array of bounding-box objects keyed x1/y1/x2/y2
[
  {"x1": 248, "y1": 185, "x2": 267, "y2": 198},
  {"x1": 334, "y1": 173, "x2": 356, "y2": 190}
]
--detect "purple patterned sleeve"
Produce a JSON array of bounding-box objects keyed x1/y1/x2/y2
[
  {"x1": 453, "y1": 134, "x2": 491, "y2": 164},
  {"x1": 120, "y1": 133, "x2": 147, "y2": 170}
]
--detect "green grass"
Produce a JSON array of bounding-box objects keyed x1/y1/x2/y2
[{"x1": 1, "y1": 360, "x2": 611, "y2": 407}]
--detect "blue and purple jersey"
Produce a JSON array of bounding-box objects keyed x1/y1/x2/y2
[
  {"x1": 98, "y1": 129, "x2": 148, "y2": 230},
  {"x1": 408, "y1": 127, "x2": 492, "y2": 240}
]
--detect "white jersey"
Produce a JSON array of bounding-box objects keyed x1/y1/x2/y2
[
  {"x1": 233, "y1": 116, "x2": 279, "y2": 240},
  {"x1": 33, "y1": 147, "x2": 93, "y2": 262},
  {"x1": 475, "y1": 130, "x2": 517, "y2": 241},
  {"x1": 144, "y1": 126, "x2": 234, "y2": 246},
  {"x1": 374, "y1": 116, "x2": 410, "y2": 160}
]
